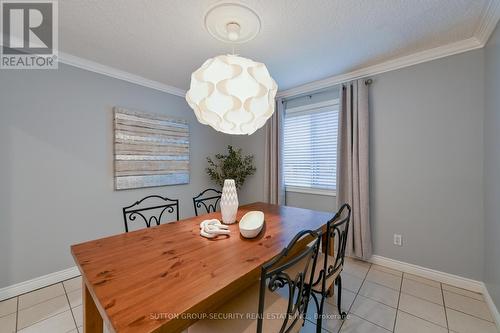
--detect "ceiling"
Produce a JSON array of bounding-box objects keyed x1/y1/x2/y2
[{"x1": 59, "y1": 0, "x2": 496, "y2": 93}]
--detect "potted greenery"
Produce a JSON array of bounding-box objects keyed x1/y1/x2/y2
[
  {"x1": 206, "y1": 145, "x2": 256, "y2": 190},
  {"x1": 206, "y1": 146, "x2": 256, "y2": 224}
]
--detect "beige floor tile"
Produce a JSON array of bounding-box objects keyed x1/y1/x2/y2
[
  {"x1": 442, "y1": 284, "x2": 484, "y2": 301},
  {"x1": 446, "y1": 308, "x2": 498, "y2": 333},
  {"x1": 443, "y1": 290, "x2": 493, "y2": 322},
  {"x1": 72, "y1": 304, "x2": 82, "y2": 327},
  {"x1": 350, "y1": 295, "x2": 396, "y2": 330},
  {"x1": 358, "y1": 281, "x2": 399, "y2": 308},
  {"x1": 17, "y1": 294, "x2": 70, "y2": 329},
  {"x1": 366, "y1": 268, "x2": 402, "y2": 290},
  {"x1": 324, "y1": 288, "x2": 357, "y2": 310},
  {"x1": 395, "y1": 311, "x2": 447, "y2": 333},
  {"x1": 18, "y1": 283, "x2": 65, "y2": 310},
  {"x1": 340, "y1": 314, "x2": 391, "y2": 333},
  {"x1": 343, "y1": 259, "x2": 370, "y2": 279},
  {"x1": 0, "y1": 298, "x2": 17, "y2": 317},
  {"x1": 17, "y1": 310, "x2": 76, "y2": 333},
  {"x1": 340, "y1": 272, "x2": 364, "y2": 293},
  {"x1": 307, "y1": 289, "x2": 355, "y2": 332},
  {"x1": 63, "y1": 276, "x2": 82, "y2": 293},
  {"x1": 302, "y1": 319, "x2": 329, "y2": 332},
  {"x1": 398, "y1": 293, "x2": 447, "y2": 328},
  {"x1": 370, "y1": 264, "x2": 403, "y2": 277},
  {"x1": 401, "y1": 278, "x2": 443, "y2": 305},
  {"x1": 403, "y1": 274, "x2": 441, "y2": 288},
  {"x1": 0, "y1": 312, "x2": 16, "y2": 333},
  {"x1": 67, "y1": 289, "x2": 82, "y2": 308}
]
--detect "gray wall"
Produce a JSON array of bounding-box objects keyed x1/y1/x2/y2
[
  {"x1": 0, "y1": 64, "x2": 228, "y2": 288},
  {"x1": 241, "y1": 49, "x2": 486, "y2": 280},
  {"x1": 230, "y1": 128, "x2": 266, "y2": 205},
  {"x1": 484, "y1": 22, "x2": 500, "y2": 308},
  {"x1": 370, "y1": 49, "x2": 485, "y2": 280},
  {"x1": 0, "y1": 41, "x2": 493, "y2": 289}
]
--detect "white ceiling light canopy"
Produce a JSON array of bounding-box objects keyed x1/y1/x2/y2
[{"x1": 186, "y1": 2, "x2": 277, "y2": 135}]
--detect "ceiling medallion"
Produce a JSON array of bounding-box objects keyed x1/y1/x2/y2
[{"x1": 186, "y1": 3, "x2": 277, "y2": 135}]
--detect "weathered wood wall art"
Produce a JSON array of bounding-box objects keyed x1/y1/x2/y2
[{"x1": 114, "y1": 107, "x2": 190, "y2": 190}]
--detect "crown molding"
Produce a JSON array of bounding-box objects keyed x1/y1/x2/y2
[
  {"x1": 475, "y1": 0, "x2": 500, "y2": 45},
  {"x1": 277, "y1": 37, "x2": 483, "y2": 98},
  {"x1": 59, "y1": 52, "x2": 187, "y2": 97},
  {"x1": 278, "y1": 0, "x2": 500, "y2": 99}
]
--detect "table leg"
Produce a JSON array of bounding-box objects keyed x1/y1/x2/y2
[{"x1": 83, "y1": 282, "x2": 103, "y2": 333}]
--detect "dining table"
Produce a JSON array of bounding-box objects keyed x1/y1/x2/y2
[{"x1": 71, "y1": 202, "x2": 334, "y2": 333}]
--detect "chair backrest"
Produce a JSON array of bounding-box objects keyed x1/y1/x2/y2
[
  {"x1": 192, "y1": 188, "x2": 222, "y2": 216},
  {"x1": 257, "y1": 229, "x2": 321, "y2": 333},
  {"x1": 122, "y1": 195, "x2": 179, "y2": 232},
  {"x1": 322, "y1": 203, "x2": 351, "y2": 284}
]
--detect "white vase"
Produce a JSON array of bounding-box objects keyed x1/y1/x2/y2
[{"x1": 220, "y1": 179, "x2": 239, "y2": 224}]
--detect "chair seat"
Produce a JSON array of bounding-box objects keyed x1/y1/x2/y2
[
  {"x1": 286, "y1": 252, "x2": 341, "y2": 293},
  {"x1": 188, "y1": 282, "x2": 302, "y2": 333}
]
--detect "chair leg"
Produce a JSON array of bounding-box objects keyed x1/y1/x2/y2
[
  {"x1": 309, "y1": 292, "x2": 322, "y2": 333},
  {"x1": 317, "y1": 293, "x2": 326, "y2": 333},
  {"x1": 336, "y1": 276, "x2": 347, "y2": 320}
]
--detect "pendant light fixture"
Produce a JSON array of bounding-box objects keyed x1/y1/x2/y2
[{"x1": 186, "y1": 3, "x2": 278, "y2": 135}]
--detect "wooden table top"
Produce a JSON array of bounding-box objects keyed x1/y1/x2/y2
[{"x1": 71, "y1": 202, "x2": 334, "y2": 333}]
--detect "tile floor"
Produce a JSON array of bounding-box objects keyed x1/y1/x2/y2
[{"x1": 0, "y1": 259, "x2": 497, "y2": 333}]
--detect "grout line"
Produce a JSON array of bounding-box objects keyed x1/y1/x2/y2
[
  {"x1": 348, "y1": 312, "x2": 392, "y2": 332},
  {"x1": 399, "y1": 290, "x2": 445, "y2": 307},
  {"x1": 441, "y1": 282, "x2": 450, "y2": 330},
  {"x1": 442, "y1": 288, "x2": 487, "y2": 302},
  {"x1": 15, "y1": 307, "x2": 70, "y2": 332},
  {"x1": 444, "y1": 306, "x2": 497, "y2": 324},
  {"x1": 338, "y1": 263, "x2": 372, "y2": 332},
  {"x1": 369, "y1": 265, "x2": 404, "y2": 278},
  {"x1": 351, "y1": 265, "x2": 449, "y2": 331},
  {"x1": 62, "y1": 283, "x2": 79, "y2": 330},
  {"x1": 393, "y1": 272, "x2": 404, "y2": 332},
  {"x1": 17, "y1": 293, "x2": 66, "y2": 313},
  {"x1": 397, "y1": 309, "x2": 449, "y2": 330},
  {"x1": 355, "y1": 292, "x2": 398, "y2": 310}
]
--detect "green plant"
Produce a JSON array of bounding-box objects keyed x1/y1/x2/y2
[{"x1": 206, "y1": 145, "x2": 256, "y2": 189}]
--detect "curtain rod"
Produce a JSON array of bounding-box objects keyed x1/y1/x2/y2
[{"x1": 280, "y1": 78, "x2": 373, "y2": 102}]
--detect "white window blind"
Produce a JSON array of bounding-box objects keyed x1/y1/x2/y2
[{"x1": 283, "y1": 100, "x2": 339, "y2": 193}]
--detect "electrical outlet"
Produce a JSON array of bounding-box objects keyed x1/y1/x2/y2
[{"x1": 393, "y1": 234, "x2": 403, "y2": 246}]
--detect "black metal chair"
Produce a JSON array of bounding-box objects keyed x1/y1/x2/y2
[
  {"x1": 188, "y1": 229, "x2": 321, "y2": 333},
  {"x1": 192, "y1": 188, "x2": 222, "y2": 216},
  {"x1": 122, "y1": 195, "x2": 179, "y2": 232},
  {"x1": 310, "y1": 204, "x2": 351, "y2": 331}
]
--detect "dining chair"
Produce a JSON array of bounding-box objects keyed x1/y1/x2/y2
[
  {"x1": 192, "y1": 188, "x2": 222, "y2": 216},
  {"x1": 122, "y1": 195, "x2": 179, "y2": 232},
  {"x1": 310, "y1": 204, "x2": 351, "y2": 331},
  {"x1": 188, "y1": 229, "x2": 321, "y2": 333},
  {"x1": 285, "y1": 204, "x2": 351, "y2": 333}
]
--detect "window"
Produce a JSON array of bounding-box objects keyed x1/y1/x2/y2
[{"x1": 283, "y1": 99, "x2": 339, "y2": 195}]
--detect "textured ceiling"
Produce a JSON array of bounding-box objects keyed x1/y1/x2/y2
[{"x1": 59, "y1": 0, "x2": 490, "y2": 91}]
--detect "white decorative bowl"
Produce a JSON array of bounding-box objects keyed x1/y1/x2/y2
[{"x1": 239, "y1": 211, "x2": 264, "y2": 238}]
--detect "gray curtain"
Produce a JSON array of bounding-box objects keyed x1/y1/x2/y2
[
  {"x1": 264, "y1": 98, "x2": 285, "y2": 205},
  {"x1": 337, "y1": 80, "x2": 372, "y2": 260}
]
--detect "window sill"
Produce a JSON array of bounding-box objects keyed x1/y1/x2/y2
[{"x1": 285, "y1": 186, "x2": 336, "y2": 197}]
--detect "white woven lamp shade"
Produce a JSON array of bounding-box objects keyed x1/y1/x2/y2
[{"x1": 186, "y1": 54, "x2": 278, "y2": 135}]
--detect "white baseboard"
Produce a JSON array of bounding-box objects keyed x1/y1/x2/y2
[
  {"x1": 481, "y1": 283, "x2": 500, "y2": 330},
  {"x1": 0, "y1": 266, "x2": 80, "y2": 302},
  {"x1": 370, "y1": 255, "x2": 500, "y2": 331},
  {"x1": 370, "y1": 255, "x2": 483, "y2": 293},
  {"x1": 1, "y1": 256, "x2": 499, "y2": 332}
]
